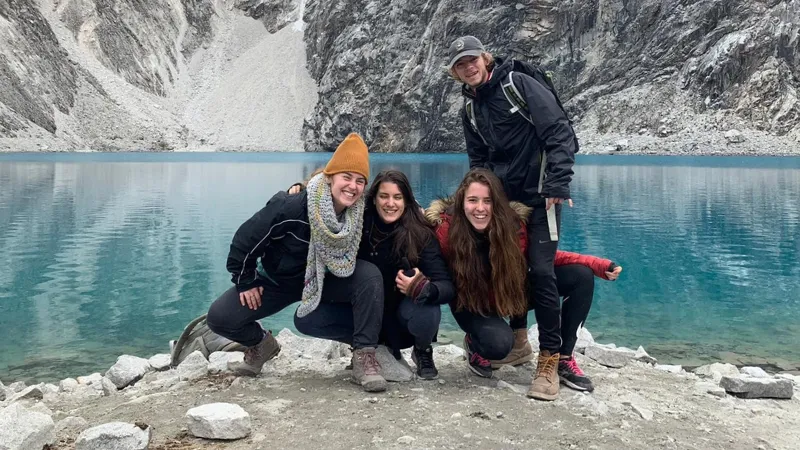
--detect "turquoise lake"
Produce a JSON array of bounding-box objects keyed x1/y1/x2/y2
[{"x1": 1, "y1": 153, "x2": 799, "y2": 382}]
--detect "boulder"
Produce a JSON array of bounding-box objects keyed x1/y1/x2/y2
[
  {"x1": 77, "y1": 373, "x2": 103, "y2": 385},
  {"x1": 719, "y1": 376, "x2": 793, "y2": 399},
  {"x1": 433, "y1": 344, "x2": 465, "y2": 366},
  {"x1": 59, "y1": 378, "x2": 79, "y2": 392},
  {"x1": 374, "y1": 346, "x2": 413, "y2": 382},
  {"x1": 105, "y1": 355, "x2": 152, "y2": 389},
  {"x1": 75, "y1": 422, "x2": 152, "y2": 450},
  {"x1": 635, "y1": 346, "x2": 657, "y2": 364},
  {"x1": 0, "y1": 403, "x2": 55, "y2": 450},
  {"x1": 55, "y1": 416, "x2": 89, "y2": 436},
  {"x1": 574, "y1": 328, "x2": 595, "y2": 353},
  {"x1": 100, "y1": 377, "x2": 118, "y2": 396},
  {"x1": 186, "y1": 403, "x2": 251, "y2": 440},
  {"x1": 724, "y1": 129, "x2": 745, "y2": 143},
  {"x1": 655, "y1": 365, "x2": 683, "y2": 374},
  {"x1": 694, "y1": 381, "x2": 727, "y2": 398},
  {"x1": 7, "y1": 381, "x2": 26, "y2": 393},
  {"x1": 584, "y1": 344, "x2": 637, "y2": 368},
  {"x1": 9, "y1": 384, "x2": 45, "y2": 402},
  {"x1": 693, "y1": 363, "x2": 740, "y2": 382},
  {"x1": 148, "y1": 354, "x2": 172, "y2": 371},
  {"x1": 0, "y1": 380, "x2": 7, "y2": 401},
  {"x1": 740, "y1": 366, "x2": 770, "y2": 378},
  {"x1": 275, "y1": 329, "x2": 350, "y2": 360},
  {"x1": 208, "y1": 352, "x2": 245, "y2": 374},
  {"x1": 177, "y1": 350, "x2": 209, "y2": 380}
]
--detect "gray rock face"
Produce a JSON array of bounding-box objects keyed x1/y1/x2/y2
[
  {"x1": 7, "y1": 381, "x2": 26, "y2": 393},
  {"x1": 105, "y1": 355, "x2": 152, "y2": 389},
  {"x1": 0, "y1": 403, "x2": 55, "y2": 450},
  {"x1": 291, "y1": 0, "x2": 800, "y2": 152},
  {"x1": 720, "y1": 376, "x2": 794, "y2": 399},
  {"x1": 75, "y1": 422, "x2": 152, "y2": 450},
  {"x1": 9, "y1": 384, "x2": 45, "y2": 402},
  {"x1": 186, "y1": 403, "x2": 252, "y2": 440},
  {"x1": 59, "y1": 378, "x2": 79, "y2": 392}
]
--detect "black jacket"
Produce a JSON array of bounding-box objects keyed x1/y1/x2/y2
[
  {"x1": 461, "y1": 57, "x2": 575, "y2": 205},
  {"x1": 357, "y1": 211, "x2": 455, "y2": 308},
  {"x1": 226, "y1": 191, "x2": 310, "y2": 293}
]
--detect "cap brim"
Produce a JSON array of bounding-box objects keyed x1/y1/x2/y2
[{"x1": 447, "y1": 50, "x2": 484, "y2": 70}]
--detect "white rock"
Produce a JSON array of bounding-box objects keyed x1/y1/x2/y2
[
  {"x1": 100, "y1": 377, "x2": 118, "y2": 396},
  {"x1": 105, "y1": 355, "x2": 152, "y2": 389},
  {"x1": 694, "y1": 382, "x2": 727, "y2": 398},
  {"x1": 55, "y1": 416, "x2": 90, "y2": 436},
  {"x1": 433, "y1": 344, "x2": 465, "y2": 366},
  {"x1": 634, "y1": 346, "x2": 657, "y2": 364},
  {"x1": 527, "y1": 326, "x2": 539, "y2": 348},
  {"x1": 276, "y1": 329, "x2": 350, "y2": 360},
  {"x1": 148, "y1": 354, "x2": 172, "y2": 371},
  {"x1": 208, "y1": 352, "x2": 245, "y2": 374},
  {"x1": 178, "y1": 351, "x2": 209, "y2": 380},
  {"x1": 8, "y1": 381, "x2": 26, "y2": 393},
  {"x1": 9, "y1": 384, "x2": 45, "y2": 402},
  {"x1": 0, "y1": 380, "x2": 7, "y2": 401},
  {"x1": 0, "y1": 403, "x2": 55, "y2": 450},
  {"x1": 397, "y1": 435, "x2": 416, "y2": 444},
  {"x1": 584, "y1": 344, "x2": 637, "y2": 368},
  {"x1": 28, "y1": 403, "x2": 53, "y2": 416},
  {"x1": 75, "y1": 422, "x2": 152, "y2": 450},
  {"x1": 693, "y1": 363, "x2": 740, "y2": 382},
  {"x1": 77, "y1": 373, "x2": 103, "y2": 385},
  {"x1": 496, "y1": 380, "x2": 527, "y2": 395},
  {"x1": 740, "y1": 366, "x2": 770, "y2": 378},
  {"x1": 719, "y1": 376, "x2": 793, "y2": 399},
  {"x1": 42, "y1": 384, "x2": 59, "y2": 395},
  {"x1": 655, "y1": 364, "x2": 683, "y2": 374},
  {"x1": 574, "y1": 328, "x2": 595, "y2": 353},
  {"x1": 628, "y1": 403, "x2": 653, "y2": 421},
  {"x1": 724, "y1": 129, "x2": 745, "y2": 143},
  {"x1": 186, "y1": 403, "x2": 251, "y2": 440},
  {"x1": 59, "y1": 378, "x2": 79, "y2": 392}
]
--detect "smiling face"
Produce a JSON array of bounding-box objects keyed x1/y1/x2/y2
[
  {"x1": 329, "y1": 172, "x2": 366, "y2": 213},
  {"x1": 463, "y1": 182, "x2": 492, "y2": 232},
  {"x1": 453, "y1": 55, "x2": 490, "y2": 87},
  {"x1": 374, "y1": 181, "x2": 405, "y2": 225}
]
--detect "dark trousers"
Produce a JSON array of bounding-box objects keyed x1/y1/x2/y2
[
  {"x1": 207, "y1": 259, "x2": 384, "y2": 349},
  {"x1": 453, "y1": 264, "x2": 594, "y2": 358},
  {"x1": 527, "y1": 205, "x2": 562, "y2": 352},
  {"x1": 295, "y1": 296, "x2": 441, "y2": 351}
]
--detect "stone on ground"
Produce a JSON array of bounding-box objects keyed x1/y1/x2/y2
[
  {"x1": 177, "y1": 350, "x2": 209, "y2": 380},
  {"x1": 740, "y1": 366, "x2": 770, "y2": 378},
  {"x1": 59, "y1": 378, "x2": 79, "y2": 392},
  {"x1": 75, "y1": 422, "x2": 152, "y2": 450},
  {"x1": 105, "y1": 355, "x2": 152, "y2": 389},
  {"x1": 208, "y1": 351, "x2": 245, "y2": 374},
  {"x1": 148, "y1": 354, "x2": 172, "y2": 371},
  {"x1": 77, "y1": 373, "x2": 103, "y2": 385},
  {"x1": 186, "y1": 402, "x2": 251, "y2": 440},
  {"x1": 719, "y1": 376, "x2": 793, "y2": 399},
  {"x1": 584, "y1": 344, "x2": 637, "y2": 368},
  {"x1": 693, "y1": 363, "x2": 740, "y2": 382},
  {"x1": 0, "y1": 403, "x2": 55, "y2": 450}
]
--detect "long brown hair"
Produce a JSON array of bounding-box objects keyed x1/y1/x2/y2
[
  {"x1": 365, "y1": 170, "x2": 434, "y2": 265},
  {"x1": 449, "y1": 169, "x2": 527, "y2": 317}
]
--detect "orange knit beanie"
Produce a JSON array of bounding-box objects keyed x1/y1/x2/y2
[{"x1": 323, "y1": 133, "x2": 370, "y2": 180}]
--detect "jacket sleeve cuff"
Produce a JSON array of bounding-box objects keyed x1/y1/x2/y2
[{"x1": 235, "y1": 277, "x2": 265, "y2": 293}]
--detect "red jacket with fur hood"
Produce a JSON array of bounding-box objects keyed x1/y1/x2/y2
[{"x1": 425, "y1": 198, "x2": 615, "y2": 280}]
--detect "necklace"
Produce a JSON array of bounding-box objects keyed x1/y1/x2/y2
[{"x1": 368, "y1": 222, "x2": 393, "y2": 257}]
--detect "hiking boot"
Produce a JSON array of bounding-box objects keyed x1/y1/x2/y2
[
  {"x1": 527, "y1": 350, "x2": 560, "y2": 401},
  {"x1": 490, "y1": 329, "x2": 534, "y2": 368},
  {"x1": 558, "y1": 355, "x2": 594, "y2": 392},
  {"x1": 464, "y1": 335, "x2": 492, "y2": 378},
  {"x1": 232, "y1": 329, "x2": 281, "y2": 376},
  {"x1": 411, "y1": 345, "x2": 439, "y2": 380},
  {"x1": 351, "y1": 347, "x2": 388, "y2": 392}
]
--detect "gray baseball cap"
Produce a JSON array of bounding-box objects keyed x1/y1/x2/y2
[{"x1": 446, "y1": 36, "x2": 486, "y2": 70}]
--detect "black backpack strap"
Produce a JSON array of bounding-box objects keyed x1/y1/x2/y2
[
  {"x1": 501, "y1": 71, "x2": 534, "y2": 126},
  {"x1": 465, "y1": 98, "x2": 490, "y2": 146}
]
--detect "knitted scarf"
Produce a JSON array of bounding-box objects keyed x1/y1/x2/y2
[{"x1": 296, "y1": 173, "x2": 365, "y2": 318}]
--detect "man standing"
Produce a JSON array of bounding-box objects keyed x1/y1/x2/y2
[{"x1": 447, "y1": 36, "x2": 576, "y2": 401}]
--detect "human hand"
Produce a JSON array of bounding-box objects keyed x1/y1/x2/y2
[
  {"x1": 546, "y1": 197, "x2": 566, "y2": 210},
  {"x1": 288, "y1": 183, "x2": 303, "y2": 195},
  {"x1": 605, "y1": 265, "x2": 622, "y2": 281},
  {"x1": 395, "y1": 268, "x2": 421, "y2": 295},
  {"x1": 239, "y1": 286, "x2": 264, "y2": 310}
]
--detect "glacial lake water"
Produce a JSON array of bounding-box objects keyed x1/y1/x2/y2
[{"x1": 1, "y1": 152, "x2": 799, "y2": 382}]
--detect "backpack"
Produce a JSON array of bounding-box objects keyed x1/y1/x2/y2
[
  {"x1": 464, "y1": 59, "x2": 580, "y2": 154},
  {"x1": 169, "y1": 314, "x2": 247, "y2": 367}
]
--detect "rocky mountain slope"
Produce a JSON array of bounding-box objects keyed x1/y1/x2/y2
[{"x1": 0, "y1": 0, "x2": 797, "y2": 153}]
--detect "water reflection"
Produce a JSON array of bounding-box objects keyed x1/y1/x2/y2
[{"x1": 0, "y1": 155, "x2": 798, "y2": 381}]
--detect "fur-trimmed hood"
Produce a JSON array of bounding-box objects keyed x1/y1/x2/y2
[{"x1": 424, "y1": 197, "x2": 532, "y2": 225}]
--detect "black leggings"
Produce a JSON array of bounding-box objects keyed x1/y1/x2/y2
[
  {"x1": 207, "y1": 259, "x2": 384, "y2": 349},
  {"x1": 451, "y1": 264, "x2": 594, "y2": 359}
]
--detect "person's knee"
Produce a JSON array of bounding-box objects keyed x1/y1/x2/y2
[
  {"x1": 405, "y1": 303, "x2": 441, "y2": 335},
  {"x1": 476, "y1": 328, "x2": 514, "y2": 360},
  {"x1": 206, "y1": 296, "x2": 230, "y2": 335},
  {"x1": 354, "y1": 260, "x2": 384, "y2": 302}
]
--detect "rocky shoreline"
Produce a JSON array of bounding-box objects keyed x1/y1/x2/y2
[{"x1": 1, "y1": 327, "x2": 798, "y2": 450}]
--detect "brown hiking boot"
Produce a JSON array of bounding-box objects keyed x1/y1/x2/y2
[
  {"x1": 527, "y1": 350, "x2": 560, "y2": 401},
  {"x1": 351, "y1": 347, "x2": 388, "y2": 392},
  {"x1": 490, "y1": 329, "x2": 534, "y2": 368},
  {"x1": 231, "y1": 330, "x2": 281, "y2": 376}
]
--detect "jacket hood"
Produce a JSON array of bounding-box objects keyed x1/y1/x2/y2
[{"x1": 425, "y1": 196, "x2": 532, "y2": 225}]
